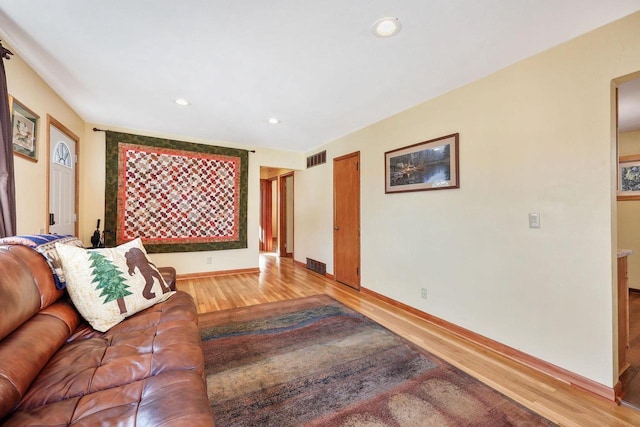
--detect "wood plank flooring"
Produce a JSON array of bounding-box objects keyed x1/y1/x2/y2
[{"x1": 177, "y1": 253, "x2": 640, "y2": 426}]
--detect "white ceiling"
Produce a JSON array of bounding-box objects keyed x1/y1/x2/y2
[{"x1": 1, "y1": 1, "x2": 639, "y2": 152}]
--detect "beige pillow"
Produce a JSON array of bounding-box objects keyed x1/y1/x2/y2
[{"x1": 56, "y1": 238, "x2": 175, "y2": 332}]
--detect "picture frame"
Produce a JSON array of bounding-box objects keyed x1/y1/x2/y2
[
  {"x1": 9, "y1": 96, "x2": 39, "y2": 162},
  {"x1": 385, "y1": 133, "x2": 459, "y2": 194},
  {"x1": 618, "y1": 154, "x2": 640, "y2": 201}
]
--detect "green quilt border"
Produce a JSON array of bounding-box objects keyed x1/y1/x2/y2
[{"x1": 104, "y1": 131, "x2": 248, "y2": 253}]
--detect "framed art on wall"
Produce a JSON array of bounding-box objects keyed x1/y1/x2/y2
[
  {"x1": 618, "y1": 154, "x2": 640, "y2": 201},
  {"x1": 9, "y1": 96, "x2": 39, "y2": 162},
  {"x1": 385, "y1": 133, "x2": 459, "y2": 194}
]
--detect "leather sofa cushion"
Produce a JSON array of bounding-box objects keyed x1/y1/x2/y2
[
  {"x1": 17, "y1": 291, "x2": 204, "y2": 412},
  {"x1": 2, "y1": 245, "x2": 64, "y2": 315},
  {"x1": 4, "y1": 370, "x2": 213, "y2": 426},
  {"x1": 0, "y1": 301, "x2": 76, "y2": 419},
  {"x1": 0, "y1": 245, "x2": 57, "y2": 341}
]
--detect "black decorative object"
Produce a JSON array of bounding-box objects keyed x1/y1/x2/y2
[{"x1": 91, "y1": 219, "x2": 101, "y2": 248}]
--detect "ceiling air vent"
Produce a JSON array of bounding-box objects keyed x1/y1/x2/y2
[{"x1": 306, "y1": 150, "x2": 326, "y2": 168}]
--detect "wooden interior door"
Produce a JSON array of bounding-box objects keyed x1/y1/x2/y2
[
  {"x1": 618, "y1": 256, "x2": 630, "y2": 377},
  {"x1": 260, "y1": 179, "x2": 273, "y2": 252},
  {"x1": 279, "y1": 172, "x2": 294, "y2": 257},
  {"x1": 333, "y1": 152, "x2": 360, "y2": 289}
]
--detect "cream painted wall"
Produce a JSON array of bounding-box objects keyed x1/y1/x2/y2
[
  {"x1": 618, "y1": 130, "x2": 640, "y2": 289},
  {"x1": 295, "y1": 12, "x2": 640, "y2": 388},
  {"x1": 81, "y1": 125, "x2": 304, "y2": 274},
  {"x1": 5, "y1": 43, "x2": 85, "y2": 236},
  {"x1": 260, "y1": 167, "x2": 291, "y2": 179}
]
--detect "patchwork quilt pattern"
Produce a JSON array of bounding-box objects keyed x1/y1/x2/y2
[
  {"x1": 118, "y1": 144, "x2": 240, "y2": 244},
  {"x1": 104, "y1": 131, "x2": 248, "y2": 253}
]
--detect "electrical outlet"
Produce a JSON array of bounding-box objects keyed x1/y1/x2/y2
[
  {"x1": 206, "y1": 256, "x2": 212, "y2": 265},
  {"x1": 421, "y1": 288, "x2": 428, "y2": 299}
]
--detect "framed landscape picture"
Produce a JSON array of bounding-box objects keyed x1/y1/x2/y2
[
  {"x1": 618, "y1": 154, "x2": 640, "y2": 201},
  {"x1": 10, "y1": 96, "x2": 39, "y2": 162},
  {"x1": 385, "y1": 133, "x2": 459, "y2": 194}
]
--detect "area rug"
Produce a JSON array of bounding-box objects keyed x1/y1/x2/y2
[{"x1": 199, "y1": 295, "x2": 555, "y2": 426}]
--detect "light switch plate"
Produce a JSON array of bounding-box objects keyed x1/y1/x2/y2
[{"x1": 529, "y1": 213, "x2": 541, "y2": 229}]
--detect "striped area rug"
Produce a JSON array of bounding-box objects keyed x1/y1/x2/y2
[{"x1": 199, "y1": 294, "x2": 555, "y2": 426}]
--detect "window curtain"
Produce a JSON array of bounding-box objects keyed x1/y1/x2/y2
[{"x1": 0, "y1": 41, "x2": 15, "y2": 237}]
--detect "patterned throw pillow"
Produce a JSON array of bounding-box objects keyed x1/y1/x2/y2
[{"x1": 55, "y1": 238, "x2": 175, "y2": 332}]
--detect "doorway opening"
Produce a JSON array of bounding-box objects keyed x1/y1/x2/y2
[
  {"x1": 259, "y1": 167, "x2": 294, "y2": 257},
  {"x1": 616, "y1": 73, "x2": 640, "y2": 408}
]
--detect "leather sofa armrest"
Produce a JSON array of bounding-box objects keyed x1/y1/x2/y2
[{"x1": 158, "y1": 267, "x2": 177, "y2": 291}]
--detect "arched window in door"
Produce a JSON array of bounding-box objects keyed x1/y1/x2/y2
[{"x1": 53, "y1": 141, "x2": 72, "y2": 168}]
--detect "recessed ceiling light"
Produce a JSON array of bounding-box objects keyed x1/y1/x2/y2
[
  {"x1": 372, "y1": 17, "x2": 402, "y2": 37},
  {"x1": 268, "y1": 118, "x2": 280, "y2": 124},
  {"x1": 174, "y1": 98, "x2": 190, "y2": 106}
]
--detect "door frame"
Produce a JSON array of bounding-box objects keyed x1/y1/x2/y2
[{"x1": 46, "y1": 115, "x2": 79, "y2": 236}]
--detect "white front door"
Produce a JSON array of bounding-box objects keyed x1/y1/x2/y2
[{"x1": 49, "y1": 123, "x2": 77, "y2": 235}]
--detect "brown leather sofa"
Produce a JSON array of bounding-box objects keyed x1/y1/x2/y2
[{"x1": 0, "y1": 244, "x2": 215, "y2": 426}]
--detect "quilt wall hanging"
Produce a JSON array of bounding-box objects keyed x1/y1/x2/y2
[{"x1": 104, "y1": 131, "x2": 248, "y2": 253}]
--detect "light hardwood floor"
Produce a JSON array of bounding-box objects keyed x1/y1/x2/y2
[{"x1": 177, "y1": 253, "x2": 640, "y2": 426}]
